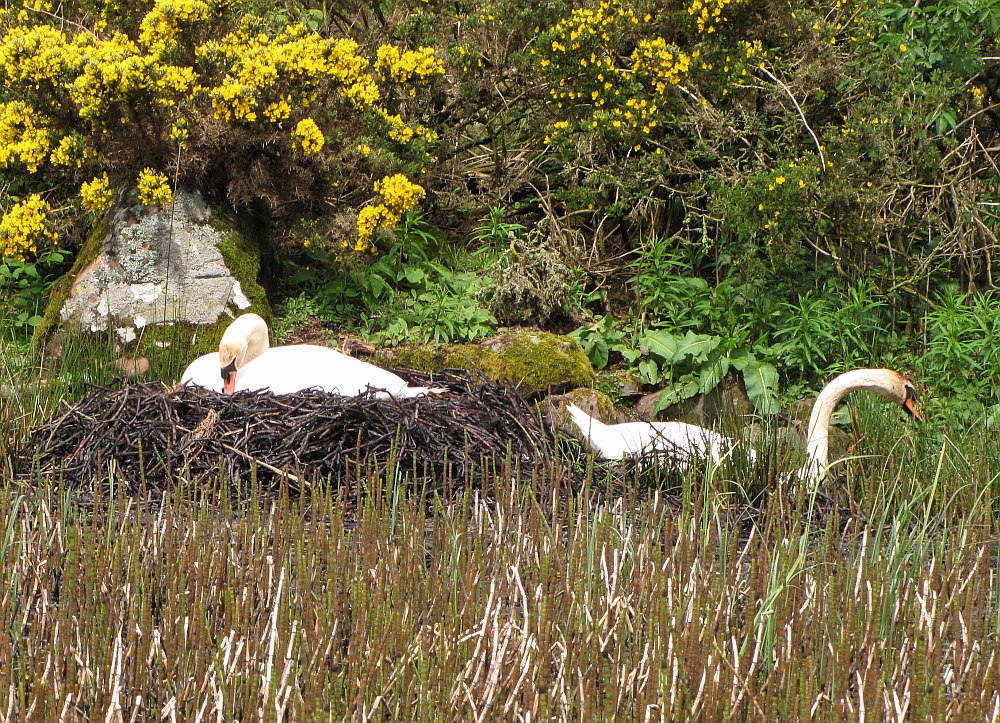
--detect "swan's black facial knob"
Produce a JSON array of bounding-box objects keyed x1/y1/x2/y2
[
  {"x1": 221, "y1": 359, "x2": 238, "y2": 394},
  {"x1": 902, "y1": 385, "x2": 921, "y2": 421}
]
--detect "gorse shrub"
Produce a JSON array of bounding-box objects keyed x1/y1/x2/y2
[{"x1": 0, "y1": 0, "x2": 443, "y2": 256}]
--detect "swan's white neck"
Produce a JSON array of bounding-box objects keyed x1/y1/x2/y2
[
  {"x1": 799, "y1": 369, "x2": 898, "y2": 484},
  {"x1": 566, "y1": 404, "x2": 606, "y2": 437},
  {"x1": 220, "y1": 314, "x2": 270, "y2": 368}
]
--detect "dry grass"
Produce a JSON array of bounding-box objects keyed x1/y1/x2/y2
[{"x1": 0, "y1": 446, "x2": 998, "y2": 721}]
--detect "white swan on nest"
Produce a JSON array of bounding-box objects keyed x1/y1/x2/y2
[
  {"x1": 563, "y1": 402, "x2": 751, "y2": 464},
  {"x1": 180, "y1": 313, "x2": 440, "y2": 398}
]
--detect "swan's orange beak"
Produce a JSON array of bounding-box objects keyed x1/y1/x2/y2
[
  {"x1": 221, "y1": 360, "x2": 237, "y2": 395},
  {"x1": 902, "y1": 388, "x2": 922, "y2": 421}
]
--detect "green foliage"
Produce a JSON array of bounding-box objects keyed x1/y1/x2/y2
[
  {"x1": 290, "y1": 211, "x2": 497, "y2": 344},
  {"x1": 920, "y1": 287, "x2": 1000, "y2": 424},
  {"x1": 869, "y1": 0, "x2": 999, "y2": 78},
  {"x1": 0, "y1": 247, "x2": 70, "y2": 330},
  {"x1": 271, "y1": 293, "x2": 325, "y2": 344},
  {"x1": 0, "y1": 0, "x2": 444, "y2": 262},
  {"x1": 637, "y1": 329, "x2": 779, "y2": 415}
]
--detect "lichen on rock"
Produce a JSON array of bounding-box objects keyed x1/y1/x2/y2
[{"x1": 36, "y1": 190, "x2": 271, "y2": 378}]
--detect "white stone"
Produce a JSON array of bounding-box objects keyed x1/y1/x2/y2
[
  {"x1": 115, "y1": 327, "x2": 137, "y2": 343},
  {"x1": 55, "y1": 190, "x2": 263, "y2": 350},
  {"x1": 231, "y1": 280, "x2": 251, "y2": 309},
  {"x1": 130, "y1": 282, "x2": 160, "y2": 303}
]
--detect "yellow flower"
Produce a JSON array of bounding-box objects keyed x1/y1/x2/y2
[
  {"x1": 292, "y1": 118, "x2": 324, "y2": 154},
  {"x1": 136, "y1": 168, "x2": 173, "y2": 205},
  {"x1": 775, "y1": 175, "x2": 786, "y2": 185},
  {"x1": 81, "y1": 174, "x2": 113, "y2": 214},
  {"x1": 0, "y1": 194, "x2": 56, "y2": 261},
  {"x1": 899, "y1": 43, "x2": 907, "y2": 52}
]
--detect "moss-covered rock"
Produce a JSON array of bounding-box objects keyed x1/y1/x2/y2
[
  {"x1": 389, "y1": 330, "x2": 594, "y2": 398},
  {"x1": 35, "y1": 190, "x2": 271, "y2": 382},
  {"x1": 544, "y1": 387, "x2": 620, "y2": 430}
]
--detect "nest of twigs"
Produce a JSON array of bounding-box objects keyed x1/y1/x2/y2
[{"x1": 26, "y1": 369, "x2": 557, "y2": 496}]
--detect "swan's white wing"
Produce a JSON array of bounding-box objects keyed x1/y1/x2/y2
[
  {"x1": 234, "y1": 345, "x2": 412, "y2": 397},
  {"x1": 180, "y1": 352, "x2": 223, "y2": 392}
]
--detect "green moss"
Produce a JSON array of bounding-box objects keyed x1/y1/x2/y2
[
  {"x1": 564, "y1": 388, "x2": 618, "y2": 421},
  {"x1": 211, "y1": 205, "x2": 273, "y2": 317},
  {"x1": 32, "y1": 216, "x2": 109, "y2": 354},
  {"x1": 392, "y1": 330, "x2": 594, "y2": 398}
]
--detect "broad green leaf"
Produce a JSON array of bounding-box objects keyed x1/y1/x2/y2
[
  {"x1": 588, "y1": 337, "x2": 609, "y2": 370},
  {"x1": 402, "y1": 266, "x2": 426, "y2": 284},
  {"x1": 727, "y1": 347, "x2": 755, "y2": 371},
  {"x1": 698, "y1": 352, "x2": 730, "y2": 394},
  {"x1": 366, "y1": 275, "x2": 392, "y2": 300},
  {"x1": 743, "y1": 360, "x2": 779, "y2": 415},
  {"x1": 637, "y1": 358, "x2": 660, "y2": 385},
  {"x1": 640, "y1": 330, "x2": 681, "y2": 363},
  {"x1": 653, "y1": 380, "x2": 700, "y2": 414},
  {"x1": 676, "y1": 331, "x2": 721, "y2": 363},
  {"x1": 619, "y1": 347, "x2": 642, "y2": 364}
]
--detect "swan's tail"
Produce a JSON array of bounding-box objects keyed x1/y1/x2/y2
[{"x1": 564, "y1": 403, "x2": 602, "y2": 436}]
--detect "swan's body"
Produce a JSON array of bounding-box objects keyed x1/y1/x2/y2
[
  {"x1": 180, "y1": 351, "x2": 226, "y2": 393},
  {"x1": 180, "y1": 313, "x2": 439, "y2": 398},
  {"x1": 564, "y1": 403, "x2": 750, "y2": 464},
  {"x1": 563, "y1": 368, "x2": 920, "y2": 480},
  {"x1": 795, "y1": 368, "x2": 920, "y2": 484},
  {"x1": 234, "y1": 344, "x2": 431, "y2": 397}
]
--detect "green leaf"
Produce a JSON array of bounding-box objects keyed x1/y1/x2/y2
[
  {"x1": 588, "y1": 337, "x2": 609, "y2": 370},
  {"x1": 698, "y1": 352, "x2": 730, "y2": 394},
  {"x1": 637, "y1": 358, "x2": 660, "y2": 385},
  {"x1": 727, "y1": 347, "x2": 755, "y2": 371},
  {"x1": 675, "y1": 331, "x2": 721, "y2": 363},
  {"x1": 743, "y1": 360, "x2": 779, "y2": 414},
  {"x1": 640, "y1": 330, "x2": 681, "y2": 363},
  {"x1": 652, "y1": 380, "x2": 700, "y2": 414},
  {"x1": 366, "y1": 275, "x2": 392, "y2": 300},
  {"x1": 402, "y1": 266, "x2": 426, "y2": 284}
]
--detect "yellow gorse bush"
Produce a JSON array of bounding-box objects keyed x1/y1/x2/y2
[
  {"x1": 0, "y1": 194, "x2": 56, "y2": 261},
  {"x1": 374, "y1": 45, "x2": 445, "y2": 84},
  {"x1": 356, "y1": 174, "x2": 426, "y2": 246},
  {"x1": 80, "y1": 174, "x2": 113, "y2": 214},
  {"x1": 0, "y1": 2, "x2": 443, "y2": 252},
  {"x1": 687, "y1": 0, "x2": 745, "y2": 34},
  {"x1": 292, "y1": 118, "x2": 324, "y2": 154},
  {"x1": 533, "y1": 0, "x2": 695, "y2": 150},
  {"x1": 136, "y1": 168, "x2": 173, "y2": 205},
  {"x1": 0, "y1": 101, "x2": 52, "y2": 172}
]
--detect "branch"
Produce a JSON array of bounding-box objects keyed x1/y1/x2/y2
[{"x1": 754, "y1": 66, "x2": 826, "y2": 171}]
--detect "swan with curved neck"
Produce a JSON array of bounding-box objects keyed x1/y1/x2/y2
[
  {"x1": 795, "y1": 368, "x2": 920, "y2": 483},
  {"x1": 563, "y1": 403, "x2": 753, "y2": 464},
  {"x1": 562, "y1": 368, "x2": 920, "y2": 477},
  {"x1": 181, "y1": 313, "x2": 439, "y2": 398}
]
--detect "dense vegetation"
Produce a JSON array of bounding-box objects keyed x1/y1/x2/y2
[
  {"x1": 0, "y1": 0, "x2": 997, "y2": 419},
  {"x1": 1, "y1": 1, "x2": 999, "y2": 717}
]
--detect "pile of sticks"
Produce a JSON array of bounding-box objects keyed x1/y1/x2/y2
[{"x1": 28, "y1": 369, "x2": 553, "y2": 495}]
